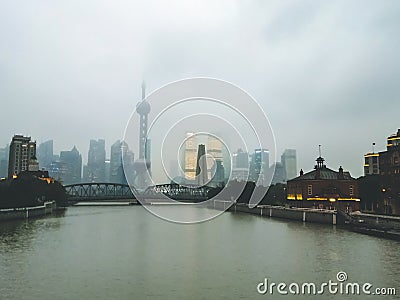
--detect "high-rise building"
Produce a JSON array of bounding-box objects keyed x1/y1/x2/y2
[
  {"x1": 281, "y1": 149, "x2": 297, "y2": 181},
  {"x1": 105, "y1": 159, "x2": 110, "y2": 182},
  {"x1": 110, "y1": 140, "x2": 135, "y2": 184},
  {"x1": 183, "y1": 132, "x2": 199, "y2": 180},
  {"x1": 231, "y1": 149, "x2": 249, "y2": 182},
  {"x1": 250, "y1": 148, "x2": 269, "y2": 186},
  {"x1": 206, "y1": 136, "x2": 223, "y2": 179},
  {"x1": 87, "y1": 139, "x2": 106, "y2": 182},
  {"x1": 48, "y1": 161, "x2": 67, "y2": 181},
  {"x1": 233, "y1": 148, "x2": 249, "y2": 169},
  {"x1": 37, "y1": 140, "x2": 54, "y2": 170},
  {"x1": 222, "y1": 146, "x2": 231, "y2": 181},
  {"x1": 210, "y1": 159, "x2": 225, "y2": 186},
  {"x1": 8, "y1": 135, "x2": 36, "y2": 178},
  {"x1": 195, "y1": 144, "x2": 208, "y2": 186},
  {"x1": 82, "y1": 165, "x2": 89, "y2": 182},
  {"x1": 60, "y1": 146, "x2": 82, "y2": 184},
  {"x1": 110, "y1": 141, "x2": 123, "y2": 183}
]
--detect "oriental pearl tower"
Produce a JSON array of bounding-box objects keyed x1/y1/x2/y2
[{"x1": 133, "y1": 81, "x2": 152, "y2": 190}]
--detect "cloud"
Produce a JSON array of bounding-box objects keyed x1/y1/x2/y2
[{"x1": 0, "y1": 0, "x2": 399, "y2": 178}]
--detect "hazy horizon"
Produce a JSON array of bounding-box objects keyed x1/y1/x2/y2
[{"x1": 1, "y1": 0, "x2": 399, "y2": 179}]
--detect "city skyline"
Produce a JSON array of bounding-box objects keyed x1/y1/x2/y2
[
  {"x1": 1, "y1": 1, "x2": 400, "y2": 178},
  {"x1": 0, "y1": 130, "x2": 397, "y2": 182},
  {"x1": 0, "y1": 2, "x2": 399, "y2": 299}
]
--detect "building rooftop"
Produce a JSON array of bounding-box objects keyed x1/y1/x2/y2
[
  {"x1": 290, "y1": 156, "x2": 354, "y2": 181},
  {"x1": 291, "y1": 167, "x2": 353, "y2": 181}
]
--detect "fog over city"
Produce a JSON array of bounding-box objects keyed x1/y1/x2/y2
[{"x1": 1, "y1": 0, "x2": 399, "y2": 178}]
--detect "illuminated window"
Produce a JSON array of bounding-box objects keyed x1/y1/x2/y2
[
  {"x1": 307, "y1": 185, "x2": 312, "y2": 195},
  {"x1": 349, "y1": 185, "x2": 354, "y2": 196}
]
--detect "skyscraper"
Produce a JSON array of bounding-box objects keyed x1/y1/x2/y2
[
  {"x1": 48, "y1": 161, "x2": 67, "y2": 182},
  {"x1": 37, "y1": 140, "x2": 54, "y2": 170},
  {"x1": 206, "y1": 136, "x2": 223, "y2": 180},
  {"x1": 210, "y1": 159, "x2": 225, "y2": 186},
  {"x1": 222, "y1": 146, "x2": 231, "y2": 181},
  {"x1": 87, "y1": 139, "x2": 106, "y2": 182},
  {"x1": 281, "y1": 149, "x2": 297, "y2": 181},
  {"x1": 110, "y1": 140, "x2": 135, "y2": 184},
  {"x1": 231, "y1": 148, "x2": 249, "y2": 182},
  {"x1": 8, "y1": 135, "x2": 36, "y2": 178},
  {"x1": 60, "y1": 146, "x2": 82, "y2": 184},
  {"x1": 183, "y1": 132, "x2": 199, "y2": 180},
  {"x1": 250, "y1": 148, "x2": 269, "y2": 186},
  {"x1": 195, "y1": 144, "x2": 208, "y2": 186}
]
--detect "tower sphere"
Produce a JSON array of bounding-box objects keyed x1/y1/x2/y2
[{"x1": 136, "y1": 100, "x2": 151, "y2": 115}]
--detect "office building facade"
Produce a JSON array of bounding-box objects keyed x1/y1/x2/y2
[
  {"x1": 250, "y1": 148, "x2": 269, "y2": 186},
  {"x1": 110, "y1": 140, "x2": 135, "y2": 184},
  {"x1": 183, "y1": 133, "x2": 198, "y2": 180},
  {"x1": 60, "y1": 146, "x2": 82, "y2": 185},
  {"x1": 87, "y1": 139, "x2": 106, "y2": 182},
  {"x1": 8, "y1": 135, "x2": 36, "y2": 178},
  {"x1": 281, "y1": 149, "x2": 297, "y2": 181},
  {"x1": 37, "y1": 140, "x2": 54, "y2": 170}
]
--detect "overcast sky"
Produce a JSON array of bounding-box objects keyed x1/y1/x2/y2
[{"x1": 1, "y1": 0, "x2": 399, "y2": 178}]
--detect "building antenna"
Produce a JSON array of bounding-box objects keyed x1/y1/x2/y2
[
  {"x1": 372, "y1": 142, "x2": 376, "y2": 153},
  {"x1": 318, "y1": 144, "x2": 322, "y2": 157},
  {"x1": 141, "y1": 80, "x2": 146, "y2": 101}
]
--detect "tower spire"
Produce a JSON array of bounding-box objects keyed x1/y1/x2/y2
[
  {"x1": 141, "y1": 81, "x2": 146, "y2": 101},
  {"x1": 315, "y1": 144, "x2": 325, "y2": 169}
]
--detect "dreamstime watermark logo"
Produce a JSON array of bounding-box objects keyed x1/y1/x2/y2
[
  {"x1": 122, "y1": 78, "x2": 276, "y2": 223},
  {"x1": 257, "y1": 271, "x2": 396, "y2": 296}
]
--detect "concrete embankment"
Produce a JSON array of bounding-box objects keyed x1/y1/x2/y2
[
  {"x1": 212, "y1": 201, "x2": 338, "y2": 224},
  {"x1": 212, "y1": 200, "x2": 400, "y2": 240},
  {"x1": 0, "y1": 202, "x2": 57, "y2": 222},
  {"x1": 348, "y1": 212, "x2": 400, "y2": 240}
]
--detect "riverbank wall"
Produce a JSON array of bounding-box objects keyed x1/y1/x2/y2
[
  {"x1": 212, "y1": 200, "x2": 400, "y2": 240},
  {"x1": 0, "y1": 201, "x2": 57, "y2": 222},
  {"x1": 212, "y1": 201, "x2": 338, "y2": 224}
]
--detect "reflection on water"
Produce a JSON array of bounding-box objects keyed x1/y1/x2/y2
[{"x1": 0, "y1": 206, "x2": 398, "y2": 300}]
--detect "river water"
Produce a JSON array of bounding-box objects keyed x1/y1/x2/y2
[{"x1": 0, "y1": 206, "x2": 399, "y2": 299}]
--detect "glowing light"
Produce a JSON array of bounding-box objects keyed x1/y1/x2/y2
[
  {"x1": 337, "y1": 198, "x2": 361, "y2": 202},
  {"x1": 364, "y1": 153, "x2": 379, "y2": 157}
]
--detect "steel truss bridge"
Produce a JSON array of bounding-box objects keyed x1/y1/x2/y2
[
  {"x1": 64, "y1": 182, "x2": 214, "y2": 203},
  {"x1": 64, "y1": 183, "x2": 136, "y2": 202}
]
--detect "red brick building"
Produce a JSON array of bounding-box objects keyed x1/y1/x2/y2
[{"x1": 286, "y1": 156, "x2": 360, "y2": 211}]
